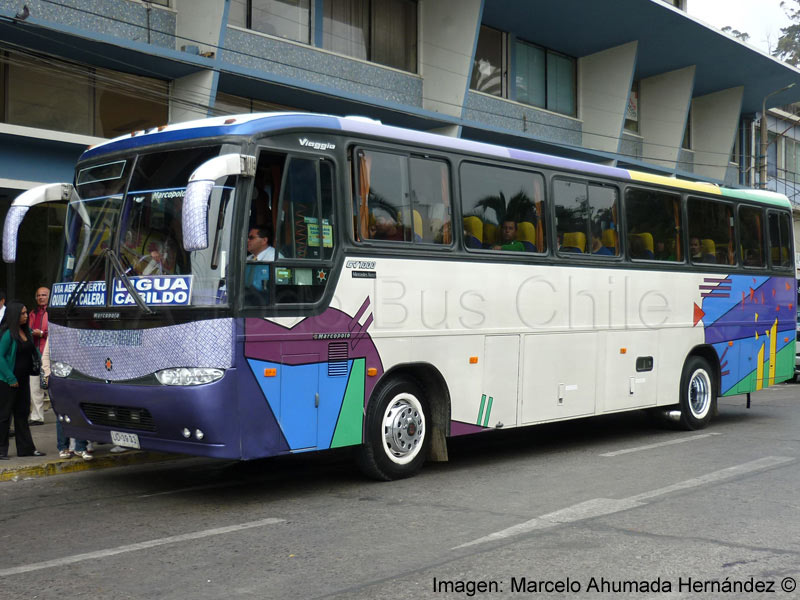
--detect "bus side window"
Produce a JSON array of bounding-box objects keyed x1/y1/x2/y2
[
  {"x1": 739, "y1": 206, "x2": 765, "y2": 268},
  {"x1": 355, "y1": 149, "x2": 452, "y2": 246},
  {"x1": 625, "y1": 187, "x2": 682, "y2": 262},
  {"x1": 459, "y1": 162, "x2": 547, "y2": 253}
]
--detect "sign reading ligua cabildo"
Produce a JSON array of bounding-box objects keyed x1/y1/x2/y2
[{"x1": 51, "y1": 276, "x2": 193, "y2": 308}]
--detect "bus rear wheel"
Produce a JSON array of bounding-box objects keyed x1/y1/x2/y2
[
  {"x1": 677, "y1": 356, "x2": 716, "y2": 430},
  {"x1": 357, "y1": 376, "x2": 429, "y2": 481}
]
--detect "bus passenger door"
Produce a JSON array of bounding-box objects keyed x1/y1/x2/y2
[{"x1": 480, "y1": 336, "x2": 519, "y2": 428}]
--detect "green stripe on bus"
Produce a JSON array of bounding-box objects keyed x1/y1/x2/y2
[
  {"x1": 331, "y1": 359, "x2": 365, "y2": 448},
  {"x1": 483, "y1": 396, "x2": 493, "y2": 428},
  {"x1": 719, "y1": 187, "x2": 792, "y2": 208},
  {"x1": 477, "y1": 394, "x2": 486, "y2": 426}
]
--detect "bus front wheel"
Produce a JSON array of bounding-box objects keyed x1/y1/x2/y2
[
  {"x1": 677, "y1": 356, "x2": 716, "y2": 430},
  {"x1": 357, "y1": 376, "x2": 429, "y2": 481}
]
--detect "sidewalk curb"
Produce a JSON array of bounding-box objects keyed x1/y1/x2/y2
[{"x1": 0, "y1": 451, "x2": 185, "y2": 481}]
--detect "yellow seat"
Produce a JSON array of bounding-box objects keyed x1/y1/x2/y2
[
  {"x1": 601, "y1": 229, "x2": 617, "y2": 250},
  {"x1": 483, "y1": 222, "x2": 498, "y2": 246},
  {"x1": 516, "y1": 221, "x2": 536, "y2": 251},
  {"x1": 562, "y1": 231, "x2": 586, "y2": 253},
  {"x1": 701, "y1": 238, "x2": 715, "y2": 256},
  {"x1": 463, "y1": 216, "x2": 483, "y2": 248},
  {"x1": 400, "y1": 209, "x2": 424, "y2": 242}
]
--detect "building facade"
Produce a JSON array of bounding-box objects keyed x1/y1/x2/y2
[{"x1": 1, "y1": 0, "x2": 799, "y2": 297}]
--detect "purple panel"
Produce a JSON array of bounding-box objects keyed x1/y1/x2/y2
[
  {"x1": 233, "y1": 318, "x2": 291, "y2": 459},
  {"x1": 49, "y1": 319, "x2": 234, "y2": 381},
  {"x1": 245, "y1": 298, "x2": 383, "y2": 408},
  {"x1": 703, "y1": 277, "x2": 795, "y2": 345},
  {"x1": 52, "y1": 372, "x2": 246, "y2": 459}
]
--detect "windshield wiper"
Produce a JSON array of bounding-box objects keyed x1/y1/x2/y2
[
  {"x1": 64, "y1": 248, "x2": 155, "y2": 316},
  {"x1": 107, "y1": 249, "x2": 155, "y2": 315},
  {"x1": 65, "y1": 248, "x2": 109, "y2": 316}
]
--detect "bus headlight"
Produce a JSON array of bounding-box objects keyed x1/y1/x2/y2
[
  {"x1": 51, "y1": 362, "x2": 73, "y2": 377},
  {"x1": 155, "y1": 367, "x2": 224, "y2": 386}
]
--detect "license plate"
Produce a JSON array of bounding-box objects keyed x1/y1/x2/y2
[{"x1": 110, "y1": 431, "x2": 140, "y2": 449}]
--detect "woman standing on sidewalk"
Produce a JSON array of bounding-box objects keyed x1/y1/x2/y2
[{"x1": 0, "y1": 302, "x2": 46, "y2": 459}]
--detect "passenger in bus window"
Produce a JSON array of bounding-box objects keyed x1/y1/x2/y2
[
  {"x1": 690, "y1": 236, "x2": 715, "y2": 263},
  {"x1": 591, "y1": 228, "x2": 613, "y2": 256},
  {"x1": 491, "y1": 219, "x2": 524, "y2": 251},
  {"x1": 247, "y1": 225, "x2": 279, "y2": 261},
  {"x1": 743, "y1": 246, "x2": 763, "y2": 266}
]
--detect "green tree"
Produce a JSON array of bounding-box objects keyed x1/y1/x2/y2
[
  {"x1": 774, "y1": 0, "x2": 800, "y2": 66},
  {"x1": 721, "y1": 25, "x2": 750, "y2": 42}
]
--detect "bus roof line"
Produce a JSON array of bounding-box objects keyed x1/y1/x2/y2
[{"x1": 80, "y1": 113, "x2": 791, "y2": 209}]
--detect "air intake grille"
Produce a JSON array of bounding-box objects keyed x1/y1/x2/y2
[
  {"x1": 328, "y1": 342, "x2": 349, "y2": 377},
  {"x1": 81, "y1": 403, "x2": 156, "y2": 432}
]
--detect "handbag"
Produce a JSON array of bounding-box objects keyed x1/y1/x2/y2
[
  {"x1": 39, "y1": 371, "x2": 48, "y2": 390},
  {"x1": 30, "y1": 345, "x2": 41, "y2": 377}
]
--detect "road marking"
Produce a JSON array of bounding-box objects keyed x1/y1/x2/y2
[
  {"x1": 599, "y1": 432, "x2": 722, "y2": 457},
  {"x1": 629, "y1": 456, "x2": 792, "y2": 501},
  {"x1": 454, "y1": 456, "x2": 793, "y2": 549},
  {"x1": 0, "y1": 518, "x2": 284, "y2": 577}
]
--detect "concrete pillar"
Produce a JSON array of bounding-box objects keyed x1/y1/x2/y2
[
  {"x1": 579, "y1": 41, "x2": 637, "y2": 155},
  {"x1": 170, "y1": 71, "x2": 217, "y2": 123},
  {"x1": 691, "y1": 86, "x2": 744, "y2": 181},
  {"x1": 420, "y1": 0, "x2": 483, "y2": 126},
  {"x1": 170, "y1": 0, "x2": 229, "y2": 122},
  {"x1": 640, "y1": 66, "x2": 695, "y2": 169}
]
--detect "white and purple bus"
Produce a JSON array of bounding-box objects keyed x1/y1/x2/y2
[{"x1": 4, "y1": 113, "x2": 795, "y2": 479}]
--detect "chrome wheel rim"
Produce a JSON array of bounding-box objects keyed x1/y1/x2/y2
[
  {"x1": 688, "y1": 369, "x2": 712, "y2": 419},
  {"x1": 382, "y1": 393, "x2": 425, "y2": 465}
]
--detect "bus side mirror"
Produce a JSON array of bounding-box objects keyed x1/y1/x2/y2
[
  {"x1": 182, "y1": 154, "x2": 256, "y2": 251},
  {"x1": 3, "y1": 183, "x2": 76, "y2": 263}
]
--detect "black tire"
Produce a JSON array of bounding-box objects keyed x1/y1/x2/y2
[
  {"x1": 677, "y1": 356, "x2": 717, "y2": 430},
  {"x1": 356, "y1": 376, "x2": 429, "y2": 481}
]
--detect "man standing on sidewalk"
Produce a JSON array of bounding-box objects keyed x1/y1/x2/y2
[{"x1": 29, "y1": 286, "x2": 49, "y2": 426}]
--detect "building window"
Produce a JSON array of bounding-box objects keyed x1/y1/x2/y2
[
  {"x1": 624, "y1": 81, "x2": 639, "y2": 134},
  {"x1": 230, "y1": 0, "x2": 417, "y2": 72},
  {"x1": 323, "y1": 0, "x2": 417, "y2": 72},
  {"x1": 1, "y1": 48, "x2": 168, "y2": 138},
  {"x1": 214, "y1": 91, "x2": 299, "y2": 115},
  {"x1": 784, "y1": 137, "x2": 800, "y2": 183},
  {"x1": 471, "y1": 27, "x2": 576, "y2": 117},
  {"x1": 232, "y1": 0, "x2": 311, "y2": 43},
  {"x1": 471, "y1": 26, "x2": 504, "y2": 97}
]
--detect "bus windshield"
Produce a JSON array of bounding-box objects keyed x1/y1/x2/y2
[{"x1": 58, "y1": 145, "x2": 236, "y2": 309}]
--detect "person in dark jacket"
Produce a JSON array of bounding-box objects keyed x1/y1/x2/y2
[{"x1": 0, "y1": 302, "x2": 45, "y2": 459}]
